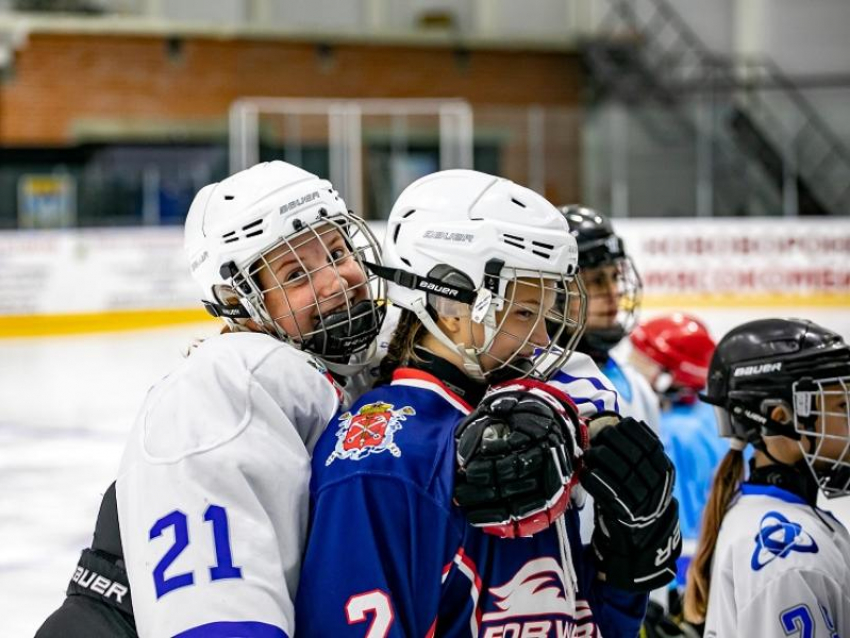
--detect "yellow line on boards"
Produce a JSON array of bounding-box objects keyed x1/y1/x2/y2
[
  {"x1": 642, "y1": 293, "x2": 850, "y2": 309},
  {"x1": 0, "y1": 309, "x2": 215, "y2": 339},
  {"x1": 0, "y1": 292, "x2": 847, "y2": 338}
]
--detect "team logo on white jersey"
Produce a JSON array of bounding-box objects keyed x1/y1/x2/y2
[
  {"x1": 326, "y1": 401, "x2": 415, "y2": 465},
  {"x1": 751, "y1": 510, "x2": 819, "y2": 571}
]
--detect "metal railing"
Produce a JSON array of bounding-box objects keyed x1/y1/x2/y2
[{"x1": 589, "y1": 0, "x2": 850, "y2": 216}]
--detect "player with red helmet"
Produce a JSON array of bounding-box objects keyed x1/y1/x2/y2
[
  {"x1": 629, "y1": 314, "x2": 726, "y2": 583},
  {"x1": 630, "y1": 313, "x2": 715, "y2": 406}
]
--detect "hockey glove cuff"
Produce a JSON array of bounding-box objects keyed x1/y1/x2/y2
[{"x1": 592, "y1": 496, "x2": 682, "y2": 592}]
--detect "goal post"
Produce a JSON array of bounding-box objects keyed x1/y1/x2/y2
[{"x1": 229, "y1": 97, "x2": 474, "y2": 219}]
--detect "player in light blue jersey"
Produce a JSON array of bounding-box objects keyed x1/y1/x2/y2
[
  {"x1": 629, "y1": 313, "x2": 723, "y2": 574},
  {"x1": 685, "y1": 319, "x2": 850, "y2": 637}
]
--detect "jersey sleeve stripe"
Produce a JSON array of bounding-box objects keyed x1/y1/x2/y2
[
  {"x1": 172, "y1": 621, "x2": 289, "y2": 637},
  {"x1": 552, "y1": 371, "x2": 610, "y2": 391},
  {"x1": 549, "y1": 375, "x2": 620, "y2": 414},
  {"x1": 449, "y1": 548, "x2": 483, "y2": 636},
  {"x1": 570, "y1": 396, "x2": 607, "y2": 412}
]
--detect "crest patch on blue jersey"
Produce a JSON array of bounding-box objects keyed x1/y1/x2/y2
[
  {"x1": 325, "y1": 401, "x2": 415, "y2": 465},
  {"x1": 751, "y1": 511, "x2": 818, "y2": 571}
]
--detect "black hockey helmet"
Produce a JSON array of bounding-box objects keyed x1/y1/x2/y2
[
  {"x1": 561, "y1": 205, "x2": 627, "y2": 269},
  {"x1": 557, "y1": 205, "x2": 642, "y2": 358},
  {"x1": 702, "y1": 318, "x2": 850, "y2": 497}
]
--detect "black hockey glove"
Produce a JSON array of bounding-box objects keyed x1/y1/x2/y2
[
  {"x1": 454, "y1": 378, "x2": 587, "y2": 538},
  {"x1": 580, "y1": 413, "x2": 680, "y2": 591},
  {"x1": 591, "y1": 496, "x2": 682, "y2": 591},
  {"x1": 580, "y1": 414, "x2": 675, "y2": 530}
]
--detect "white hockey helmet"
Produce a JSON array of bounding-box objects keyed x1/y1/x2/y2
[
  {"x1": 376, "y1": 169, "x2": 586, "y2": 380},
  {"x1": 184, "y1": 161, "x2": 385, "y2": 361}
]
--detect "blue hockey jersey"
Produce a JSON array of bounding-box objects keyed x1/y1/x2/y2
[
  {"x1": 296, "y1": 367, "x2": 647, "y2": 637},
  {"x1": 660, "y1": 401, "x2": 728, "y2": 543},
  {"x1": 659, "y1": 400, "x2": 730, "y2": 587}
]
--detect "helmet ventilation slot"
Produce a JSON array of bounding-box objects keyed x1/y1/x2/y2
[
  {"x1": 221, "y1": 219, "x2": 266, "y2": 244},
  {"x1": 500, "y1": 233, "x2": 553, "y2": 260}
]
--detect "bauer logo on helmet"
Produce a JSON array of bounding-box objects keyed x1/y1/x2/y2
[
  {"x1": 734, "y1": 362, "x2": 783, "y2": 377},
  {"x1": 279, "y1": 191, "x2": 320, "y2": 215}
]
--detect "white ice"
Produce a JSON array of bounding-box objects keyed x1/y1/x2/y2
[
  {"x1": 1, "y1": 306, "x2": 849, "y2": 636},
  {"x1": 0, "y1": 322, "x2": 218, "y2": 637}
]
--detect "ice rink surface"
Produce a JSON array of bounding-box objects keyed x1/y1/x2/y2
[
  {"x1": 0, "y1": 322, "x2": 220, "y2": 636},
  {"x1": 2, "y1": 307, "x2": 849, "y2": 636}
]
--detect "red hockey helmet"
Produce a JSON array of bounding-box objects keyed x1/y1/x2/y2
[{"x1": 630, "y1": 313, "x2": 716, "y2": 393}]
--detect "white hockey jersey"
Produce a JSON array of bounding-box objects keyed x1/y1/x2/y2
[
  {"x1": 115, "y1": 311, "x2": 621, "y2": 637},
  {"x1": 570, "y1": 349, "x2": 660, "y2": 544},
  {"x1": 116, "y1": 332, "x2": 343, "y2": 638},
  {"x1": 603, "y1": 344, "x2": 661, "y2": 433},
  {"x1": 705, "y1": 484, "x2": 850, "y2": 637}
]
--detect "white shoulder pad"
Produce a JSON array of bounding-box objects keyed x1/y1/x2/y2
[
  {"x1": 611, "y1": 352, "x2": 661, "y2": 432},
  {"x1": 140, "y1": 332, "x2": 340, "y2": 460}
]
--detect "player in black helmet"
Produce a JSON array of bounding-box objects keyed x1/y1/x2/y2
[
  {"x1": 684, "y1": 318, "x2": 850, "y2": 635},
  {"x1": 557, "y1": 207, "x2": 661, "y2": 437},
  {"x1": 560, "y1": 206, "x2": 642, "y2": 357}
]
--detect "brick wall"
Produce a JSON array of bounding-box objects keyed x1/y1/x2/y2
[
  {"x1": 1, "y1": 34, "x2": 583, "y2": 142},
  {"x1": 0, "y1": 33, "x2": 585, "y2": 202}
]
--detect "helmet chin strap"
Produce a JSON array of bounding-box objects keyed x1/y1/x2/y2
[
  {"x1": 410, "y1": 298, "x2": 488, "y2": 382},
  {"x1": 249, "y1": 301, "x2": 380, "y2": 375},
  {"x1": 323, "y1": 341, "x2": 379, "y2": 376}
]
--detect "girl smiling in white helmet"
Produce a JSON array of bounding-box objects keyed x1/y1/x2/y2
[{"x1": 38, "y1": 160, "x2": 386, "y2": 638}]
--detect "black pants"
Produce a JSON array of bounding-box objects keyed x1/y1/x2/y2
[{"x1": 36, "y1": 594, "x2": 136, "y2": 638}]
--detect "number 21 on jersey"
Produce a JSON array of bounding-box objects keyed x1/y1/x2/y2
[
  {"x1": 149, "y1": 504, "x2": 243, "y2": 598},
  {"x1": 780, "y1": 603, "x2": 839, "y2": 638}
]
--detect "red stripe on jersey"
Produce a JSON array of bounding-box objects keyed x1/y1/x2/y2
[
  {"x1": 441, "y1": 560, "x2": 452, "y2": 583},
  {"x1": 455, "y1": 548, "x2": 483, "y2": 595},
  {"x1": 451, "y1": 547, "x2": 483, "y2": 634},
  {"x1": 391, "y1": 368, "x2": 473, "y2": 413},
  {"x1": 323, "y1": 372, "x2": 344, "y2": 403}
]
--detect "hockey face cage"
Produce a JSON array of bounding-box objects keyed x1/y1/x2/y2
[
  {"x1": 579, "y1": 255, "x2": 643, "y2": 338},
  {"x1": 793, "y1": 375, "x2": 850, "y2": 499},
  {"x1": 212, "y1": 213, "x2": 386, "y2": 361},
  {"x1": 370, "y1": 259, "x2": 587, "y2": 382},
  {"x1": 477, "y1": 269, "x2": 587, "y2": 382}
]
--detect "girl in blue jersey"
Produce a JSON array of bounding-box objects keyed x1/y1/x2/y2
[
  {"x1": 684, "y1": 319, "x2": 850, "y2": 636},
  {"x1": 296, "y1": 170, "x2": 677, "y2": 637},
  {"x1": 629, "y1": 313, "x2": 723, "y2": 573}
]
